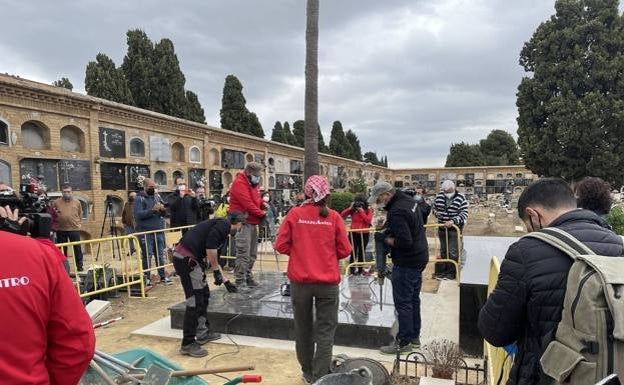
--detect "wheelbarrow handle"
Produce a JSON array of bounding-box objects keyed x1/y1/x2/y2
[
  {"x1": 131, "y1": 365, "x2": 256, "y2": 379},
  {"x1": 242, "y1": 374, "x2": 263, "y2": 383}
]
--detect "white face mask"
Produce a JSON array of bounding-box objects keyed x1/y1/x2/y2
[
  {"x1": 445, "y1": 192, "x2": 454, "y2": 199},
  {"x1": 263, "y1": 196, "x2": 270, "y2": 203}
]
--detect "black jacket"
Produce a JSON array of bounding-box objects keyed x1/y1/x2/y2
[
  {"x1": 478, "y1": 210, "x2": 623, "y2": 385},
  {"x1": 385, "y1": 190, "x2": 429, "y2": 269},
  {"x1": 167, "y1": 192, "x2": 198, "y2": 228}
]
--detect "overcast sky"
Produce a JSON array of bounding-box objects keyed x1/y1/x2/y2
[{"x1": 1, "y1": 0, "x2": 560, "y2": 167}]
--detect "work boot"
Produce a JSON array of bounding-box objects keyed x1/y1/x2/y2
[
  {"x1": 379, "y1": 341, "x2": 412, "y2": 355},
  {"x1": 235, "y1": 278, "x2": 245, "y2": 287},
  {"x1": 196, "y1": 331, "x2": 222, "y2": 345},
  {"x1": 411, "y1": 337, "x2": 421, "y2": 348},
  {"x1": 246, "y1": 277, "x2": 260, "y2": 288},
  {"x1": 179, "y1": 342, "x2": 208, "y2": 357}
]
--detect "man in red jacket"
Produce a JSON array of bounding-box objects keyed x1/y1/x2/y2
[
  {"x1": 0, "y1": 205, "x2": 95, "y2": 385},
  {"x1": 228, "y1": 162, "x2": 266, "y2": 287}
]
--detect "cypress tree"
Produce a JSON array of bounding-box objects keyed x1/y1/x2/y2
[
  {"x1": 121, "y1": 29, "x2": 155, "y2": 110},
  {"x1": 293, "y1": 120, "x2": 305, "y2": 147},
  {"x1": 271, "y1": 121, "x2": 285, "y2": 143},
  {"x1": 184, "y1": 91, "x2": 206, "y2": 123},
  {"x1": 329, "y1": 121, "x2": 351, "y2": 157},
  {"x1": 345, "y1": 129, "x2": 362, "y2": 161},
  {"x1": 85, "y1": 53, "x2": 134, "y2": 105},
  {"x1": 152, "y1": 38, "x2": 187, "y2": 117},
  {"x1": 52, "y1": 77, "x2": 73, "y2": 91}
]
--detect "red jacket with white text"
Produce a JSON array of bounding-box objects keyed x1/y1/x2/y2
[
  {"x1": 228, "y1": 172, "x2": 265, "y2": 225},
  {"x1": 0, "y1": 231, "x2": 95, "y2": 385},
  {"x1": 275, "y1": 204, "x2": 352, "y2": 284}
]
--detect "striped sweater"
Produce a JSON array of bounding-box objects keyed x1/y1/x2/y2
[{"x1": 433, "y1": 191, "x2": 468, "y2": 230}]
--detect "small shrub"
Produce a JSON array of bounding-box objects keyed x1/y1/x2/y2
[
  {"x1": 608, "y1": 205, "x2": 624, "y2": 235},
  {"x1": 330, "y1": 192, "x2": 354, "y2": 213},
  {"x1": 423, "y1": 339, "x2": 464, "y2": 380}
]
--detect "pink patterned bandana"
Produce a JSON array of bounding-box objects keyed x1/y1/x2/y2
[{"x1": 304, "y1": 175, "x2": 330, "y2": 203}]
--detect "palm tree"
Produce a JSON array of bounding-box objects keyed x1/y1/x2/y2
[{"x1": 304, "y1": 0, "x2": 320, "y2": 181}]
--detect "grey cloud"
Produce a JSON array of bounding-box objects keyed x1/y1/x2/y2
[{"x1": 1, "y1": 0, "x2": 560, "y2": 167}]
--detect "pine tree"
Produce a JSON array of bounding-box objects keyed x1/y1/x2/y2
[
  {"x1": 293, "y1": 120, "x2": 305, "y2": 147},
  {"x1": 363, "y1": 151, "x2": 380, "y2": 165},
  {"x1": 85, "y1": 53, "x2": 134, "y2": 105},
  {"x1": 283, "y1": 121, "x2": 296, "y2": 145},
  {"x1": 184, "y1": 91, "x2": 206, "y2": 123},
  {"x1": 345, "y1": 129, "x2": 362, "y2": 161},
  {"x1": 245, "y1": 112, "x2": 264, "y2": 138},
  {"x1": 445, "y1": 142, "x2": 484, "y2": 167},
  {"x1": 121, "y1": 29, "x2": 155, "y2": 110},
  {"x1": 517, "y1": 0, "x2": 624, "y2": 185},
  {"x1": 152, "y1": 38, "x2": 187, "y2": 117},
  {"x1": 329, "y1": 121, "x2": 351, "y2": 157},
  {"x1": 271, "y1": 121, "x2": 286, "y2": 143},
  {"x1": 52, "y1": 77, "x2": 73, "y2": 91}
]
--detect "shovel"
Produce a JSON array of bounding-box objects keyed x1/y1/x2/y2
[{"x1": 142, "y1": 364, "x2": 173, "y2": 385}]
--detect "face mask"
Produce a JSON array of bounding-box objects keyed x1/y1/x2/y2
[
  {"x1": 226, "y1": 197, "x2": 230, "y2": 203},
  {"x1": 445, "y1": 192, "x2": 454, "y2": 199},
  {"x1": 62, "y1": 193, "x2": 71, "y2": 201},
  {"x1": 414, "y1": 194, "x2": 423, "y2": 202},
  {"x1": 146, "y1": 188, "x2": 155, "y2": 196},
  {"x1": 263, "y1": 196, "x2": 270, "y2": 203},
  {"x1": 249, "y1": 175, "x2": 261, "y2": 185},
  {"x1": 177, "y1": 184, "x2": 186, "y2": 191}
]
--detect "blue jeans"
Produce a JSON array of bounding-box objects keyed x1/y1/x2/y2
[
  {"x1": 392, "y1": 265, "x2": 423, "y2": 345},
  {"x1": 138, "y1": 232, "x2": 166, "y2": 280},
  {"x1": 124, "y1": 225, "x2": 136, "y2": 254}
]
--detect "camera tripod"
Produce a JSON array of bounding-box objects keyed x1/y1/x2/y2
[{"x1": 95, "y1": 196, "x2": 122, "y2": 261}]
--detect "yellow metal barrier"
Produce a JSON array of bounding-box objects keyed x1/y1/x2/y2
[
  {"x1": 56, "y1": 234, "x2": 146, "y2": 298},
  {"x1": 342, "y1": 223, "x2": 463, "y2": 283},
  {"x1": 131, "y1": 225, "x2": 193, "y2": 278},
  {"x1": 484, "y1": 256, "x2": 512, "y2": 385}
]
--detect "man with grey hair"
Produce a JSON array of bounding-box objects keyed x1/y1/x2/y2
[
  {"x1": 228, "y1": 162, "x2": 267, "y2": 288},
  {"x1": 433, "y1": 180, "x2": 468, "y2": 280}
]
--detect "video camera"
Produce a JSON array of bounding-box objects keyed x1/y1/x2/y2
[
  {"x1": 352, "y1": 201, "x2": 365, "y2": 210},
  {"x1": 0, "y1": 177, "x2": 52, "y2": 238}
]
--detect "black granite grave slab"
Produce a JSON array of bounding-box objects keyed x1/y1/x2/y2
[{"x1": 169, "y1": 272, "x2": 395, "y2": 349}]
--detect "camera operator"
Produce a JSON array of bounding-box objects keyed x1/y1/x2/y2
[
  {"x1": 172, "y1": 212, "x2": 244, "y2": 357},
  {"x1": 340, "y1": 193, "x2": 373, "y2": 275},
  {"x1": 134, "y1": 178, "x2": 171, "y2": 287},
  {"x1": 0, "y1": 205, "x2": 95, "y2": 385},
  {"x1": 195, "y1": 186, "x2": 215, "y2": 222},
  {"x1": 167, "y1": 178, "x2": 198, "y2": 233},
  {"x1": 53, "y1": 184, "x2": 84, "y2": 271}
]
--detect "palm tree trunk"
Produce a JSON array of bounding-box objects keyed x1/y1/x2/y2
[{"x1": 304, "y1": 0, "x2": 320, "y2": 181}]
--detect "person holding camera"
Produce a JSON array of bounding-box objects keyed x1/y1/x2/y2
[
  {"x1": 195, "y1": 186, "x2": 215, "y2": 222},
  {"x1": 167, "y1": 177, "x2": 198, "y2": 233},
  {"x1": 53, "y1": 183, "x2": 84, "y2": 271},
  {"x1": 340, "y1": 193, "x2": 373, "y2": 275},
  {"x1": 134, "y1": 178, "x2": 171, "y2": 287},
  {"x1": 172, "y1": 212, "x2": 244, "y2": 357},
  {"x1": 368, "y1": 182, "x2": 429, "y2": 354},
  {"x1": 0, "y1": 205, "x2": 95, "y2": 385}
]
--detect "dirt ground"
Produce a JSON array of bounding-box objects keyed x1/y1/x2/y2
[{"x1": 92, "y1": 208, "x2": 514, "y2": 384}]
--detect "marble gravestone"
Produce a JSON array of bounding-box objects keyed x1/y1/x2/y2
[{"x1": 98, "y1": 127, "x2": 126, "y2": 158}]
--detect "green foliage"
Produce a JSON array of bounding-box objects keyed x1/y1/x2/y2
[
  {"x1": 345, "y1": 129, "x2": 362, "y2": 161},
  {"x1": 348, "y1": 177, "x2": 368, "y2": 194},
  {"x1": 282, "y1": 121, "x2": 296, "y2": 145},
  {"x1": 445, "y1": 142, "x2": 484, "y2": 167},
  {"x1": 271, "y1": 121, "x2": 285, "y2": 142},
  {"x1": 293, "y1": 120, "x2": 305, "y2": 147},
  {"x1": 85, "y1": 53, "x2": 134, "y2": 105},
  {"x1": 121, "y1": 29, "x2": 155, "y2": 110},
  {"x1": 364, "y1": 151, "x2": 379, "y2": 165},
  {"x1": 480, "y1": 130, "x2": 520, "y2": 165},
  {"x1": 318, "y1": 126, "x2": 328, "y2": 153},
  {"x1": 329, "y1": 192, "x2": 354, "y2": 213},
  {"x1": 608, "y1": 206, "x2": 624, "y2": 235},
  {"x1": 220, "y1": 74, "x2": 264, "y2": 137},
  {"x1": 517, "y1": 0, "x2": 624, "y2": 187},
  {"x1": 152, "y1": 38, "x2": 187, "y2": 117},
  {"x1": 329, "y1": 121, "x2": 352, "y2": 158},
  {"x1": 184, "y1": 91, "x2": 206, "y2": 123},
  {"x1": 52, "y1": 77, "x2": 73, "y2": 91}
]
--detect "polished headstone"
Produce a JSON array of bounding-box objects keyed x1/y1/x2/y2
[{"x1": 169, "y1": 272, "x2": 396, "y2": 349}]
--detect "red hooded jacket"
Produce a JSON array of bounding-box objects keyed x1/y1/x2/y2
[
  {"x1": 275, "y1": 204, "x2": 352, "y2": 284},
  {"x1": 340, "y1": 207, "x2": 373, "y2": 230},
  {"x1": 0, "y1": 232, "x2": 95, "y2": 385},
  {"x1": 228, "y1": 171, "x2": 265, "y2": 225}
]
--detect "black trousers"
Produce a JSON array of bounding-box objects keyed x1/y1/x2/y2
[
  {"x1": 57, "y1": 230, "x2": 83, "y2": 269},
  {"x1": 349, "y1": 232, "x2": 370, "y2": 274},
  {"x1": 172, "y1": 255, "x2": 210, "y2": 346}
]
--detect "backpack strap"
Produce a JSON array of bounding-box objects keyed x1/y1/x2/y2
[{"x1": 523, "y1": 227, "x2": 595, "y2": 260}]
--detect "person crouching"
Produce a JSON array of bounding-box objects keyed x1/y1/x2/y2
[{"x1": 173, "y1": 212, "x2": 243, "y2": 357}]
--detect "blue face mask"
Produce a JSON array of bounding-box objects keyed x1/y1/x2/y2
[{"x1": 250, "y1": 175, "x2": 261, "y2": 185}]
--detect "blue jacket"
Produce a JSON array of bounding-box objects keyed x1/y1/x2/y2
[{"x1": 133, "y1": 191, "x2": 166, "y2": 231}]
